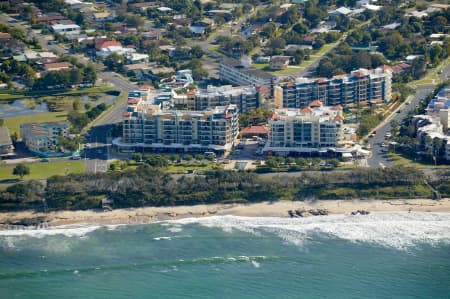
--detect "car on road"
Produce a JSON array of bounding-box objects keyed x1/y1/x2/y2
[
  {"x1": 85, "y1": 143, "x2": 91, "y2": 148},
  {"x1": 41, "y1": 158, "x2": 49, "y2": 162},
  {"x1": 381, "y1": 142, "x2": 386, "y2": 147}
]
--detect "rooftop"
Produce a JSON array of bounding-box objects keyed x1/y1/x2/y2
[{"x1": 0, "y1": 127, "x2": 12, "y2": 146}]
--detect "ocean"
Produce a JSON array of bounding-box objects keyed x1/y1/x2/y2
[{"x1": 1, "y1": 212, "x2": 450, "y2": 298}]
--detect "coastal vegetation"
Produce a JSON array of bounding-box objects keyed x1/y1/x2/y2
[{"x1": 0, "y1": 166, "x2": 447, "y2": 212}]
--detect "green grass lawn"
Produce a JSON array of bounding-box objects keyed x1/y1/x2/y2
[
  {"x1": 388, "y1": 152, "x2": 448, "y2": 169},
  {"x1": 252, "y1": 63, "x2": 302, "y2": 75},
  {"x1": 3, "y1": 111, "x2": 68, "y2": 136},
  {"x1": 0, "y1": 160, "x2": 85, "y2": 181},
  {"x1": 0, "y1": 86, "x2": 118, "y2": 101},
  {"x1": 313, "y1": 42, "x2": 339, "y2": 56}
]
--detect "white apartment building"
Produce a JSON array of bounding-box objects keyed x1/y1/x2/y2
[
  {"x1": 219, "y1": 58, "x2": 276, "y2": 89},
  {"x1": 274, "y1": 67, "x2": 392, "y2": 108},
  {"x1": 114, "y1": 101, "x2": 239, "y2": 155},
  {"x1": 264, "y1": 101, "x2": 345, "y2": 154},
  {"x1": 20, "y1": 122, "x2": 69, "y2": 155},
  {"x1": 173, "y1": 85, "x2": 259, "y2": 113}
]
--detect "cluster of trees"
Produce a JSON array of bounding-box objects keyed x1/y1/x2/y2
[
  {"x1": 356, "y1": 108, "x2": 384, "y2": 137},
  {"x1": 33, "y1": 65, "x2": 97, "y2": 90},
  {"x1": 316, "y1": 44, "x2": 386, "y2": 77},
  {"x1": 217, "y1": 35, "x2": 260, "y2": 57},
  {"x1": 239, "y1": 108, "x2": 272, "y2": 128},
  {"x1": 68, "y1": 103, "x2": 108, "y2": 133},
  {"x1": 0, "y1": 166, "x2": 441, "y2": 212}
]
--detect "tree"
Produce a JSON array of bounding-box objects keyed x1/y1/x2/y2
[
  {"x1": 132, "y1": 153, "x2": 143, "y2": 162},
  {"x1": 84, "y1": 65, "x2": 97, "y2": 84},
  {"x1": 268, "y1": 37, "x2": 286, "y2": 50},
  {"x1": 190, "y1": 45, "x2": 204, "y2": 59},
  {"x1": 72, "y1": 98, "x2": 82, "y2": 111},
  {"x1": 104, "y1": 53, "x2": 125, "y2": 72},
  {"x1": 13, "y1": 164, "x2": 30, "y2": 179}
]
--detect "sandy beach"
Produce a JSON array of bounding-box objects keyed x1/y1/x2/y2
[{"x1": 0, "y1": 198, "x2": 449, "y2": 227}]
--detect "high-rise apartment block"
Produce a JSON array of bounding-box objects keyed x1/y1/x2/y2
[
  {"x1": 264, "y1": 101, "x2": 344, "y2": 154},
  {"x1": 114, "y1": 89, "x2": 239, "y2": 154},
  {"x1": 274, "y1": 68, "x2": 392, "y2": 109},
  {"x1": 173, "y1": 85, "x2": 259, "y2": 113}
]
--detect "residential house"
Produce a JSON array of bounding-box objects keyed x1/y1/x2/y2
[
  {"x1": 131, "y1": 2, "x2": 161, "y2": 11},
  {"x1": 35, "y1": 14, "x2": 66, "y2": 25},
  {"x1": 51, "y1": 23, "x2": 81, "y2": 35},
  {"x1": 270, "y1": 56, "x2": 290, "y2": 70},
  {"x1": 93, "y1": 12, "x2": 114, "y2": 22},
  {"x1": 0, "y1": 32, "x2": 11, "y2": 41},
  {"x1": 43, "y1": 62, "x2": 73, "y2": 72}
]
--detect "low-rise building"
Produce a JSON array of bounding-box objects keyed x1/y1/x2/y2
[
  {"x1": 0, "y1": 127, "x2": 14, "y2": 157},
  {"x1": 51, "y1": 23, "x2": 81, "y2": 35},
  {"x1": 43, "y1": 62, "x2": 73, "y2": 72},
  {"x1": 115, "y1": 104, "x2": 239, "y2": 155},
  {"x1": 20, "y1": 122, "x2": 69, "y2": 155},
  {"x1": 412, "y1": 87, "x2": 450, "y2": 161},
  {"x1": 413, "y1": 113, "x2": 450, "y2": 162},
  {"x1": 220, "y1": 57, "x2": 276, "y2": 90},
  {"x1": 263, "y1": 102, "x2": 345, "y2": 155},
  {"x1": 270, "y1": 56, "x2": 290, "y2": 70}
]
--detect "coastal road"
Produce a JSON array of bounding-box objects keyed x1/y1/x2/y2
[
  {"x1": 366, "y1": 52, "x2": 450, "y2": 168},
  {"x1": 367, "y1": 85, "x2": 436, "y2": 168}
]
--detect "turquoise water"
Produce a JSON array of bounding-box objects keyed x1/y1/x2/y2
[{"x1": 1, "y1": 212, "x2": 450, "y2": 298}]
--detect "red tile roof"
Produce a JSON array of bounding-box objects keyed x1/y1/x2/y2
[
  {"x1": 255, "y1": 85, "x2": 269, "y2": 92},
  {"x1": 0, "y1": 32, "x2": 11, "y2": 39},
  {"x1": 43, "y1": 62, "x2": 73, "y2": 70},
  {"x1": 241, "y1": 125, "x2": 269, "y2": 135},
  {"x1": 139, "y1": 85, "x2": 152, "y2": 90},
  {"x1": 308, "y1": 100, "x2": 323, "y2": 108},
  {"x1": 127, "y1": 98, "x2": 140, "y2": 104},
  {"x1": 301, "y1": 107, "x2": 313, "y2": 113},
  {"x1": 99, "y1": 41, "x2": 122, "y2": 49}
]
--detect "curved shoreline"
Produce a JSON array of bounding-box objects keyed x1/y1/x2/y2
[{"x1": 1, "y1": 198, "x2": 450, "y2": 228}]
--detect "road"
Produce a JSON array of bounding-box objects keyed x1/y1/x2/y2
[
  {"x1": 366, "y1": 58, "x2": 450, "y2": 168},
  {"x1": 1, "y1": 14, "x2": 141, "y2": 171}
]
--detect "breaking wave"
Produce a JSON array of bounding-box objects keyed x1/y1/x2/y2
[{"x1": 173, "y1": 212, "x2": 450, "y2": 250}]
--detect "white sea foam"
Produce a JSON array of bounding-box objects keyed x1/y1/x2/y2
[
  {"x1": 173, "y1": 212, "x2": 450, "y2": 250},
  {"x1": 251, "y1": 260, "x2": 261, "y2": 268},
  {"x1": 0, "y1": 224, "x2": 103, "y2": 238},
  {"x1": 166, "y1": 225, "x2": 183, "y2": 233},
  {"x1": 153, "y1": 236, "x2": 172, "y2": 241}
]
